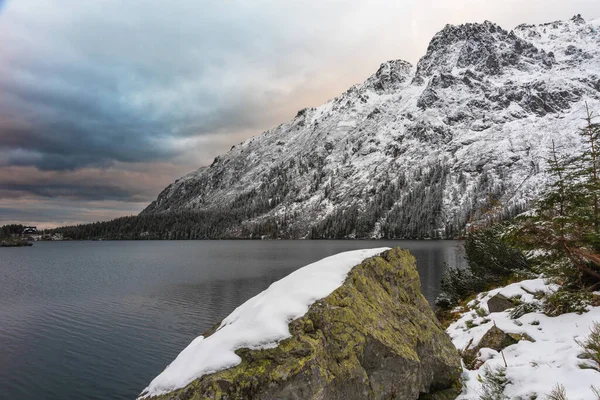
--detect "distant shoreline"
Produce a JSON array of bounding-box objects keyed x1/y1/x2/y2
[
  {"x1": 33, "y1": 237, "x2": 461, "y2": 242},
  {"x1": 0, "y1": 239, "x2": 33, "y2": 247}
]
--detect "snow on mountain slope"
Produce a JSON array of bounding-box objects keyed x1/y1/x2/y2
[{"x1": 143, "y1": 15, "x2": 600, "y2": 239}]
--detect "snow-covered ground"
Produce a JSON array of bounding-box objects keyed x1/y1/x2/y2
[
  {"x1": 140, "y1": 247, "x2": 390, "y2": 398},
  {"x1": 448, "y1": 279, "x2": 600, "y2": 399}
]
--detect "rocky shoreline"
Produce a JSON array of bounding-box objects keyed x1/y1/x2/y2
[{"x1": 0, "y1": 238, "x2": 33, "y2": 247}]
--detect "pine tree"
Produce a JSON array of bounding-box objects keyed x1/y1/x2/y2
[
  {"x1": 572, "y1": 104, "x2": 600, "y2": 246},
  {"x1": 514, "y1": 109, "x2": 600, "y2": 287},
  {"x1": 479, "y1": 365, "x2": 510, "y2": 400}
]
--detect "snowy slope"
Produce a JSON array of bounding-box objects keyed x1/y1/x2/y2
[
  {"x1": 143, "y1": 15, "x2": 600, "y2": 239},
  {"x1": 448, "y1": 279, "x2": 600, "y2": 399},
  {"x1": 139, "y1": 248, "x2": 389, "y2": 398}
]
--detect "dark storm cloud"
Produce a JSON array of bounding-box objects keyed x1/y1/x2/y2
[
  {"x1": 1, "y1": 181, "x2": 136, "y2": 201},
  {"x1": 0, "y1": 164, "x2": 184, "y2": 202},
  {"x1": 0, "y1": 0, "x2": 309, "y2": 171},
  {"x1": 0, "y1": 51, "x2": 180, "y2": 170}
]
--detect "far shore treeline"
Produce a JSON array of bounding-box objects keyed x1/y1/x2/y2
[{"x1": 28, "y1": 210, "x2": 469, "y2": 240}]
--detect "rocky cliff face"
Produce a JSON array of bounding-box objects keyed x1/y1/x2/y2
[
  {"x1": 143, "y1": 16, "x2": 600, "y2": 238},
  {"x1": 142, "y1": 248, "x2": 462, "y2": 400}
]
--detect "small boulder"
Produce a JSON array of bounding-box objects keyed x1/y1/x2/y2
[
  {"x1": 462, "y1": 325, "x2": 516, "y2": 369},
  {"x1": 462, "y1": 325, "x2": 534, "y2": 369},
  {"x1": 487, "y1": 293, "x2": 514, "y2": 313}
]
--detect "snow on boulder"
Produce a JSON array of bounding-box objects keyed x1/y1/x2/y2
[{"x1": 140, "y1": 248, "x2": 462, "y2": 400}]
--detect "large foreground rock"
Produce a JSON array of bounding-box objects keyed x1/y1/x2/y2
[{"x1": 147, "y1": 248, "x2": 462, "y2": 400}]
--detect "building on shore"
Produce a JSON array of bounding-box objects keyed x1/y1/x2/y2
[{"x1": 22, "y1": 226, "x2": 38, "y2": 235}]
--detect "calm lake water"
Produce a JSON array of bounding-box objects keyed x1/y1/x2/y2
[{"x1": 0, "y1": 240, "x2": 465, "y2": 400}]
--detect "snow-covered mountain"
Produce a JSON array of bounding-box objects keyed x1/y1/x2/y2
[{"x1": 143, "y1": 15, "x2": 600, "y2": 239}]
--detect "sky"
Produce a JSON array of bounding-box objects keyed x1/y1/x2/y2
[{"x1": 1, "y1": 0, "x2": 600, "y2": 229}]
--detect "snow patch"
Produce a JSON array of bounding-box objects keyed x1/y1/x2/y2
[
  {"x1": 448, "y1": 279, "x2": 600, "y2": 399},
  {"x1": 140, "y1": 247, "x2": 390, "y2": 398}
]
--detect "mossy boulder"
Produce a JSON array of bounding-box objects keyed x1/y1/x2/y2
[{"x1": 145, "y1": 248, "x2": 462, "y2": 400}]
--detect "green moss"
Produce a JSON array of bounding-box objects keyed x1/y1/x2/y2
[
  {"x1": 465, "y1": 320, "x2": 478, "y2": 329},
  {"x1": 507, "y1": 332, "x2": 535, "y2": 343}
]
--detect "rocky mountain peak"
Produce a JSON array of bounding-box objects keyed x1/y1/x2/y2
[
  {"x1": 571, "y1": 14, "x2": 586, "y2": 25},
  {"x1": 512, "y1": 15, "x2": 599, "y2": 66},
  {"x1": 414, "y1": 20, "x2": 553, "y2": 82},
  {"x1": 363, "y1": 59, "x2": 413, "y2": 94}
]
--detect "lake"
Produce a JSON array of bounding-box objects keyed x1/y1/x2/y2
[{"x1": 0, "y1": 240, "x2": 465, "y2": 400}]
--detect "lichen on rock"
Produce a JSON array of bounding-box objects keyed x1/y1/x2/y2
[{"x1": 144, "y1": 248, "x2": 462, "y2": 400}]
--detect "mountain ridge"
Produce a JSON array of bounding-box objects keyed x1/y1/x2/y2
[{"x1": 140, "y1": 15, "x2": 600, "y2": 239}]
